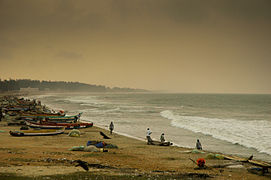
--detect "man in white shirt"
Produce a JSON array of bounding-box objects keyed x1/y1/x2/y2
[
  {"x1": 146, "y1": 128, "x2": 153, "y2": 145},
  {"x1": 160, "y1": 133, "x2": 165, "y2": 143}
]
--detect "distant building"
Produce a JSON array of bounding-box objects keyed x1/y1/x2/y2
[{"x1": 20, "y1": 87, "x2": 39, "y2": 92}]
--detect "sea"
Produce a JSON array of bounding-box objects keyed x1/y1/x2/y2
[{"x1": 28, "y1": 92, "x2": 271, "y2": 162}]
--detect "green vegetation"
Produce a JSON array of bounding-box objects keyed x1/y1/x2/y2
[{"x1": 0, "y1": 79, "x2": 147, "y2": 92}]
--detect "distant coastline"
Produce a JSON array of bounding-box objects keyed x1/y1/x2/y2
[{"x1": 0, "y1": 79, "x2": 148, "y2": 93}]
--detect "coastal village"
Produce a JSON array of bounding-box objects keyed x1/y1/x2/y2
[{"x1": 0, "y1": 94, "x2": 270, "y2": 179}]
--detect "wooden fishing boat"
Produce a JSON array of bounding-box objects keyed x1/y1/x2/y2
[
  {"x1": 222, "y1": 155, "x2": 248, "y2": 162},
  {"x1": 44, "y1": 113, "x2": 82, "y2": 122},
  {"x1": 25, "y1": 120, "x2": 93, "y2": 129},
  {"x1": 9, "y1": 128, "x2": 65, "y2": 136},
  {"x1": 3, "y1": 107, "x2": 29, "y2": 111},
  {"x1": 151, "y1": 140, "x2": 173, "y2": 146},
  {"x1": 248, "y1": 159, "x2": 271, "y2": 168},
  {"x1": 20, "y1": 113, "x2": 65, "y2": 117}
]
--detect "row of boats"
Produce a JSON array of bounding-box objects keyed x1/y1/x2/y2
[{"x1": 1, "y1": 96, "x2": 93, "y2": 136}]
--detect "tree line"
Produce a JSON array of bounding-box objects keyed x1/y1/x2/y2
[{"x1": 0, "y1": 79, "x2": 147, "y2": 92}]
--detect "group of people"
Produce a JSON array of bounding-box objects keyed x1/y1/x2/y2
[
  {"x1": 109, "y1": 122, "x2": 203, "y2": 150},
  {"x1": 146, "y1": 127, "x2": 203, "y2": 150},
  {"x1": 146, "y1": 128, "x2": 165, "y2": 145}
]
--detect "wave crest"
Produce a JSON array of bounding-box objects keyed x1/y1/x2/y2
[{"x1": 160, "y1": 110, "x2": 271, "y2": 155}]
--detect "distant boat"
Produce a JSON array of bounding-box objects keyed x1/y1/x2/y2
[
  {"x1": 25, "y1": 120, "x2": 93, "y2": 129},
  {"x1": 9, "y1": 128, "x2": 65, "y2": 136}
]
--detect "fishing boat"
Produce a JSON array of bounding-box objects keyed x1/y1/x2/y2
[
  {"x1": 3, "y1": 107, "x2": 29, "y2": 111},
  {"x1": 25, "y1": 120, "x2": 93, "y2": 129},
  {"x1": 20, "y1": 112, "x2": 65, "y2": 117},
  {"x1": 151, "y1": 140, "x2": 173, "y2": 146},
  {"x1": 9, "y1": 128, "x2": 65, "y2": 136},
  {"x1": 44, "y1": 113, "x2": 82, "y2": 123}
]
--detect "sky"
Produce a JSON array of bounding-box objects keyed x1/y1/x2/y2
[{"x1": 0, "y1": 0, "x2": 271, "y2": 93}]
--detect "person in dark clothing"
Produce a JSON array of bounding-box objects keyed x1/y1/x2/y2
[
  {"x1": 196, "y1": 139, "x2": 202, "y2": 150},
  {"x1": 109, "y1": 121, "x2": 114, "y2": 135}
]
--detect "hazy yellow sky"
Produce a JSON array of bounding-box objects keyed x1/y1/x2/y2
[{"x1": 0, "y1": 0, "x2": 271, "y2": 93}]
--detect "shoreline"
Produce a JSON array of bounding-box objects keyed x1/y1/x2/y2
[
  {"x1": 1, "y1": 123, "x2": 270, "y2": 179},
  {"x1": 28, "y1": 91, "x2": 271, "y2": 162},
  {"x1": 83, "y1": 114, "x2": 271, "y2": 163},
  {"x1": 13, "y1": 92, "x2": 271, "y2": 162},
  {"x1": 0, "y1": 93, "x2": 270, "y2": 179},
  {"x1": 93, "y1": 123, "x2": 271, "y2": 164}
]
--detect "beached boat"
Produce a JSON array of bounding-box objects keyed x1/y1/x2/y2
[
  {"x1": 25, "y1": 120, "x2": 93, "y2": 129},
  {"x1": 20, "y1": 113, "x2": 65, "y2": 117},
  {"x1": 3, "y1": 107, "x2": 29, "y2": 111},
  {"x1": 9, "y1": 128, "x2": 65, "y2": 136},
  {"x1": 151, "y1": 140, "x2": 173, "y2": 146},
  {"x1": 44, "y1": 113, "x2": 82, "y2": 122}
]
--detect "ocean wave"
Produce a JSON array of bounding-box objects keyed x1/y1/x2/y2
[
  {"x1": 26, "y1": 94, "x2": 55, "y2": 100},
  {"x1": 160, "y1": 110, "x2": 271, "y2": 155},
  {"x1": 64, "y1": 95, "x2": 107, "y2": 106},
  {"x1": 81, "y1": 106, "x2": 152, "y2": 114}
]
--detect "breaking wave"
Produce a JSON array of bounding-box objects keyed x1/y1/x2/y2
[{"x1": 160, "y1": 110, "x2": 271, "y2": 155}]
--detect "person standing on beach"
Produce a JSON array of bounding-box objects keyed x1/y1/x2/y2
[
  {"x1": 109, "y1": 121, "x2": 114, "y2": 134},
  {"x1": 160, "y1": 133, "x2": 165, "y2": 143},
  {"x1": 196, "y1": 139, "x2": 202, "y2": 150},
  {"x1": 146, "y1": 128, "x2": 153, "y2": 145}
]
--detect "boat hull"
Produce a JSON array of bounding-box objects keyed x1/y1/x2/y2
[
  {"x1": 25, "y1": 121, "x2": 93, "y2": 129},
  {"x1": 9, "y1": 128, "x2": 65, "y2": 136}
]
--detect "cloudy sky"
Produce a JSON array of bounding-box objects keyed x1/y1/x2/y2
[{"x1": 0, "y1": 0, "x2": 270, "y2": 93}]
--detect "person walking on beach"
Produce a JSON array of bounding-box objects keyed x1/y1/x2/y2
[
  {"x1": 160, "y1": 133, "x2": 165, "y2": 143},
  {"x1": 109, "y1": 121, "x2": 114, "y2": 135},
  {"x1": 146, "y1": 128, "x2": 153, "y2": 145},
  {"x1": 196, "y1": 139, "x2": 202, "y2": 150}
]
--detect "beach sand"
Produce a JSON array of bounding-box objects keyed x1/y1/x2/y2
[
  {"x1": 0, "y1": 122, "x2": 269, "y2": 180},
  {"x1": 0, "y1": 93, "x2": 270, "y2": 179}
]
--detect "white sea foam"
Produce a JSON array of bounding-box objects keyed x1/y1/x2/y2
[
  {"x1": 25, "y1": 94, "x2": 55, "y2": 100},
  {"x1": 160, "y1": 110, "x2": 271, "y2": 155},
  {"x1": 64, "y1": 96, "x2": 108, "y2": 106}
]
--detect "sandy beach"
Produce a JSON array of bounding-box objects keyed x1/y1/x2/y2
[
  {"x1": 0, "y1": 124, "x2": 269, "y2": 179},
  {"x1": 0, "y1": 94, "x2": 270, "y2": 179}
]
